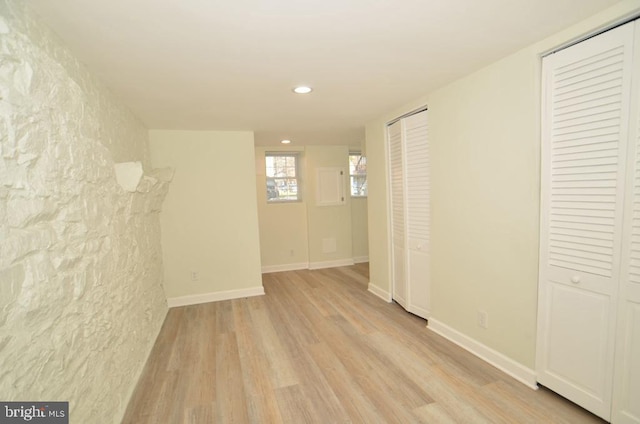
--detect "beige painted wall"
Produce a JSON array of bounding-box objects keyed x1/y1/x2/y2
[
  {"x1": 350, "y1": 145, "x2": 370, "y2": 261},
  {"x1": 255, "y1": 146, "x2": 310, "y2": 268},
  {"x1": 427, "y1": 48, "x2": 540, "y2": 366},
  {"x1": 351, "y1": 197, "x2": 369, "y2": 261},
  {"x1": 365, "y1": 0, "x2": 640, "y2": 369},
  {"x1": 257, "y1": 145, "x2": 363, "y2": 269},
  {"x1": 365, "y1": 122, "x2": 391, "y2": 291},
  {"x1": 305, "y1": 145, "x2": 353, "y2": 265},
  {"x1": 149, "y1": 130, "x2": 263, "y2": 298},
  {"x1": 0, "y1": 2, "x2": 169, "y2": 423}
]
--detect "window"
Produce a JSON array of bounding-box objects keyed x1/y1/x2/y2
[
  {"x1": 265, "y1": 153, "x2": 300, "y2": 202},
  {"x1": 349, "y1": 153, "x2": 367, "y2": 197}
]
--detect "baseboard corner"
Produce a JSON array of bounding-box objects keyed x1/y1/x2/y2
[{"x1": 367, "y1": 282, "x2": 392, "y2": 303}]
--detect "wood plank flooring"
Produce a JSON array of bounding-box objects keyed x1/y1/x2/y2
[{"x1": 122, "y1": 264, "x2": 605, "y2": 423}]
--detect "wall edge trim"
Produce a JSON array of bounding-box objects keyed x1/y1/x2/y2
[
  {"x1": 353, "y1": 256, "x2": 370, "y2": 264},
  {"x1": 427, "y1": 318, "x2": 538, "y2": 390},
  {"x1": 367, "y1": 282, "x2": 392, "y2": 302}
]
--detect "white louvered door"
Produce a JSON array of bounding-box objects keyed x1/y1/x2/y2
[
  {"x1": 613, "y1": 20, "x2": 640, "y2": 424},
  {"x1": 388, "y1": 121, "x2": 407, "y2": 308},
  {"x1": 537, "y1": 22, "x2": 635, "y2": 421},
  {"x1": 403, "y1": 111, "x2": 430, "y2": 318},
  {"x1": 387, "y1": 110, "x2": 430, "y2": 319}
]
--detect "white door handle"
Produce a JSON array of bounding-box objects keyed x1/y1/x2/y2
[{"x1": 571, "y1": 276, "x2": 581, "y2": 284}]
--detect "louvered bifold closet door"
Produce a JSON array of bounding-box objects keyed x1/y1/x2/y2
[
  {"x1": 388, "y1": 121, "x2": 408, "y2": 308},
  {"x1": 536, "y1": 22, "x2": 634, "y2": 421},
  {"x1": 613, "y1": 19, "x2": 640, "y2": 424},
  {"x1": 402, "y1": 111, "x2": 430, "y2": 318}
]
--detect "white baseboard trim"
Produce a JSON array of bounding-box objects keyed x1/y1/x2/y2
[
  {"x1": 427, "y1": 318, "x2": 538, "y2": 390},
  {"x1": 367, "y1": 282, "x2": 392, "y2": 302},
  {"x1": 309, "y1": 258, "x2": 355, "y2": 270},
  {"x1": 408, "y1": 305, "x2": 430, "y2": 320},
  {"x1": 261, "y1": 259, "x2": 367, "y2": 274},
  {"x1": 261, "y1": 262, "x2": 309, "y2": 274},
  {"x1": 167, "y1": 286, "x2": 265, "y2": 308}
]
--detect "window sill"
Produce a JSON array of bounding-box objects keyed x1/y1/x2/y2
[{"x1": 267, "y1": 199, "x2": 302, "y2": 204}]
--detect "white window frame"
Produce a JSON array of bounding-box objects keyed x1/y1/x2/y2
[
  {"x1": 265, "y1": 153, "x2": 301, "y2": 203},
  {"x1": 349, "y1": 152, "x2": 367, "y2": 197}
]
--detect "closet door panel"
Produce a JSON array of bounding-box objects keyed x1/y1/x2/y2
[
  {"x1": 388, "y1": 121, "x2": 407, "y2": 308},
  {"x1": 403, "y1": 111, "x2": 430, "y2": 318},
  {"x1": 545, "y1": 284, "x2": 611, "y2": 401},
  {"x1": 612, "y1": 303, "x2": 640, "y2": 423},
  {"x1": 613, "y1": 20, "x2": 640, "y2": 424},
  {"x1": 537, "y1": 22, "x2": 635, "y2": 421}
]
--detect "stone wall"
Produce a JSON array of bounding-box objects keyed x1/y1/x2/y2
[{"x1": 0, "y1": 1, "x2": 170, "y2": 422}]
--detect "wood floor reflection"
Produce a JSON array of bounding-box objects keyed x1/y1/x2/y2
[{"x1": 122, "y1": 263, "x2": 604, "y2": 423}]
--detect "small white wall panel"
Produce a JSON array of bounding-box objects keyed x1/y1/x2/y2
[
  {"x1": 316, "y1": 167, "x2": 345, "y2": 206},
  {"x1": 322, "y1": 238, "x2": 337, "y2": 253}
]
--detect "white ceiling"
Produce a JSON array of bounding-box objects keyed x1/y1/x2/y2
[{"x1": 26, "y1": 0, "x2": 621, "y2": 146}]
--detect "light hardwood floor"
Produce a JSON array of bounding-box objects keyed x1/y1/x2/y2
[{"x1": 122, "y1": 264, "x2": 604, "y2": 423}]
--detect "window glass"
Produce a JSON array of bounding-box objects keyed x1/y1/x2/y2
[
  {"x1": 266, "y1": 154, "x2": 300, "y2": 202},
  {"x1": 349, "y1": 153, "x2": 367, "y2": 197}
]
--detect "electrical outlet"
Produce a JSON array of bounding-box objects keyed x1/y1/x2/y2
[
  {"x1": 477, "y1": 310, "x2": 488, "y2": 329},
  {"x1": 191, "y1": 271, "x2": 199, "y2": 282}
]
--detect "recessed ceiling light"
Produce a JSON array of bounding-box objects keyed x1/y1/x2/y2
[
  {"x1": 281, "y1": 139, "x2": 291, "y2": 144},
  {"x1": 293, "y1": 86, "x2": 312, "y2": 94}
]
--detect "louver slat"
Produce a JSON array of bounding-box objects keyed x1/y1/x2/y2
[
  {"x1": 404, "y1": 121, "x2": 430, "y2": 242},
  {"x1": 629, "y1": 120, "x2": 640, "y2": 285},
  {"x1": 389, "y1": 123, "x2": 404, "y2": 245},
  {"x1": 388, "y1": 122, "x2": 406, "y2": 303},
  {"x1": 548, "y1": 46, "x2": 626, "y2": 278}
]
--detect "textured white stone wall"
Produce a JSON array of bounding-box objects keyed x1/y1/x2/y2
[{"x1": 0, "y1": 1, "x2": 170, "y2": 422}]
